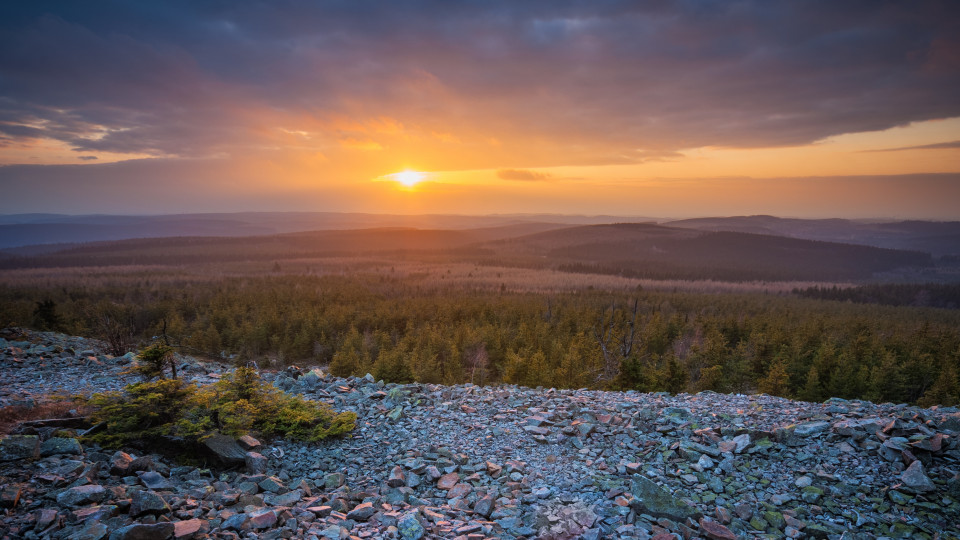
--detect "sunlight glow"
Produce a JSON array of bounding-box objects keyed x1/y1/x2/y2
[{"x1": 393, "y1": 170, "x2": 425, "y2": 187}]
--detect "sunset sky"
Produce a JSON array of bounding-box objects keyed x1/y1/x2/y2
[{"x1": 1, "y1": 2, "x2": 959, "y2": 219}]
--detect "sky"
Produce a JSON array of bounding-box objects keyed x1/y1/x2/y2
[{"x1": 1, "y1": 1, "x2": 959, "y2": 219}]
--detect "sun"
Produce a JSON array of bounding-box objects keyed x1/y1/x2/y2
[{"x1": 393, "y1": 170, "x2": 425, "y2": 187}]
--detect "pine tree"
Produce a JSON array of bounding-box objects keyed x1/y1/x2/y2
[{"x1": 758, "y1": 357, "x2": 790, "y2": 397}]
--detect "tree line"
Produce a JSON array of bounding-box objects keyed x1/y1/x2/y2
[{"x1": 2, "y1": 272, "x2": 958, "y2": 406}]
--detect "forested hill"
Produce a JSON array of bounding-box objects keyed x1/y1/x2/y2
[
  {"x1": 666, "y1": 215, "x2": 960, "y2": 257},
  {"x1": 0, "y1": 222, "x2": 936, "y2": 282},
  {"x1": 477, "y1": 223, "x2": 933, "y2": 282}
]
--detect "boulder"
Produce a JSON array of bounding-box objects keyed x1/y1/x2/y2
[
  {"x1": 237, "y1": 435, "x2": 261, "y2": 450},
  {"x1": 172, "y1": 518, "x2": 206, "y2": 539},
  {"x1": 202, "y1": 433, "x2": 246, "y2": 464},
  {"x1": 324, "y1": 472, "x2": 345, "y2": 489},
  {"x1": 388, "y1": 465, "x2": 406, "y2": 487},
  {"x1": 57, "y1": 484, "x2": 107, "y2": 507},
  {"x1": 39, "y1": 437, "x2": 82, "y2": 457},
  {"x1": 248, "y1": 508, "x2": 278, "y2": 529},
  {"x1": 0, "y1": 484, "x2": 22, "y2": 508},
  {"x1": 130, "y1": 490, "x2": 169, "y2": 517},
  {"x1": 245, "y1": 451, "x2": 268, "y2": 474},
  {"x1": 138, "y1": 471, "x2": 174, "y2": 490},
  {"x1": 110, "y1": 451, "x2": 135, "y2": 475},
  {"x1": 793, "y1": 421, "x2": 831, "y2": 437},
  {"x1": 398, "y1": 511, "x2": 425, "y2": 539},
  {"x1": 0, "y1": 435, "x2": 39, "y2": 461},
  {"x1": 699, "y1": 518, "x2": 738, "y2": 540},
  {"x1": 110, "y1": 522, "x2": 176, "y2": 540},
  {"x1": 629, "y1": 475, "x2": 701, "y2": 521},
  {"x1": 347, "y1": 502, "x2": 377, "y2": 521},
  {"x1": 474, "y1": 494, "x2": 495, "y2": 517},
  {"x1": 901, "y1": 461, "x2": 936, "y2": 493},
  {"x1": 264, "y1": 489, "x2": 302, "y2": 507}
]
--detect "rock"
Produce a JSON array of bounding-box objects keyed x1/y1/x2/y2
[
  {"x1": 694, "y1": 454, "x2": 715, "y2": 471},
  {"x1": 258, "y1": 475, "x2": 287, "y2": 493},
  {"x1": 110, "y1": 451, "x2": 135, "y2": 474},
  {"x1": 388, "y1": 464, "x2": 406, "y2": 487},
  {"x1": 347, "y1": 502, "x2": 377, "y2": 521},
  {"x1": 764, "y1": 510, "x2": 786, "y2": 530},
  {"x1": 130, "y1": 489, "x2": 169, "y2": 516},
  {"x1": 0, "y1": 435, "x2": 39, "y2": 461},
  {"x1": 324, "y1": 472, "x2": 345, "y2": 489},
  {"x1": 629, "y1": 475, "x2": 701, "y2": 520},
  {"x1": 398, "y1": 510, "x2": 426, "y2": 539},
  {"x1": 699, "y1": 517, "x2": 738, "y2": 540},
  {"x1": 940, "y1": 413, "x2": 960, "y2": 432},
  {"x1": 793, "y1": 421, "x2": 830, "y2": 437},
  {"x1": 0, "y1": 484, "x2": 22, "y2": 508},
  {"x1": 57, "y1": 484, "x2": 107, "y2": 507},
  {"x1": 110, "y1": 522, "x2": 176, "y2": 540},
  {"x1": 237, "y1": 434, "x2": 261, "y2": 450},
  {"x1": 800, "y1": 485, "x2": 823, "y2": 503},
  {"x1": 248, "y1": 508, "x2": 278, "y2": 529},
  {"x1": 220, "y1": 513, "x2": 249, "y2": 531},
  {"x1": 73, "y1": 520, "x2": 109, "y2": 540},
  {"x1": 35, "y1": 508, "x2": 58, "y2": 530},
  {"x1": 138, "y1": 471, "x2": 173, "y2": 490},
  {"x1": 731, "y1": 433, "x2": 752, "y2": 453},
  {"x1": 900, "y1": 460, "x2": 936, "y2": 493},
  {"x1": 387, "y1": 406, "x2": 404, "y2": 421},
  {"x1": 301, "y1": 369, "x2": 325, "y2": 388},
  {"x1": 245, "y1": 451, "x2": 268, "y2": 474},
  {"x1": 474, "y1": 494, "x2": 495, "y2": 517},
  {"x1": 437, "y1": 472, "x2": 459, "y2": 490},
  {"x1": 202, "y1": 433, "x2": 246, "y2": 463},
  {"x1": 264, "y1": 489, "x2": 302, "y2": 506},
  {"x1": 172, "y1": 519, "x2": 206, "y2": 539},
  {"x1": 39, "y1": 437, "x2": 82, "y2": 456},
  {"x1": 448, "y1": 482, "x2": 471, "y2": 499}
]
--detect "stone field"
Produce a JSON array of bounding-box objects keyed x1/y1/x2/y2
[{"x1": 1, "y1": 328, "x2": 959, "y2": 539}]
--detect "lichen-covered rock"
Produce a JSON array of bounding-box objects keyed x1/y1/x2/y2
[
  {"x1": 39, "y1": 437, "x2": 82, "y2": 457},
  {"x1": 129, "y1": 489, "x2": 169, "y2": 517},
  {"x1": 629, "y1": 475, "x2": 701, "y2": 520},
  {"x1": 0, "y1": 435, "x2": 39, "y2": 461},
  {"x1": 398, "y1": 510, "x2": 425, "y2": 539}
]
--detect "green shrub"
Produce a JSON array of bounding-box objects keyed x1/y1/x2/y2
[
  {"x1": 126, "y1": 342, "x2": 177, "y2": 380},
  {"x1": 87, "y1": 379, "x2": 196, "y2": 448},
  {"x1": 86, "y1": 367, "x2": 355, "y2": 449}
]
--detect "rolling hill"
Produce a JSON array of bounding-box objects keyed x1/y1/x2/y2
[{"x1": 665, "y1": 215, "x2": 960, "y2": 257}]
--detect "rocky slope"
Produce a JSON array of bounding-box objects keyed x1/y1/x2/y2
[{"x1": 1, "y1": 328, "x2": 959, "y2": 539}]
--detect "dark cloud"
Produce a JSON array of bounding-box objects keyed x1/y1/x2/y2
[
  {"x1": 864, "y1": 140, "x2": 960, "y2": 152},
  {"x1": 77, "y1": 155, "x2": 98, "y2": 160},
  {"x1": 0, "y1": 1, "x2": 958, "y2": 165},
  {"x1": 497, "y1": 169, "x2": 554, "y2": 181}
]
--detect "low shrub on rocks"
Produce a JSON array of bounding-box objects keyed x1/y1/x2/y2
[{"x1": 85, "y1": 366, "x2": 356, "y2": 450}]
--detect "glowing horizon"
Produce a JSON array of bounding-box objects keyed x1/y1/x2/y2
[{"x1": 1, "y1": 3, "x2": 958, "y2": 219}]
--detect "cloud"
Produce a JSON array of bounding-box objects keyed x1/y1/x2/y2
[
  {"x1": 863, "y1": 140, "x2": 960, "y2": 152},
  {"x1": 0, "y1": 2, "x2": 958, "y2": 168},
  {"x1": 497, "y1": 169, "x2": 554, "y2": 181},
  {"x1": 78, "y1": 155, "x2": 98, "y2": 161}
]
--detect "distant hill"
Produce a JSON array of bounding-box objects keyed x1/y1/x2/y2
[
  {"x1": 0, "y1": 212, "x2": 651, "y2": 250},
  {"x1": 665, "y1": 215, "x2": 960, "y2": 257},
  {"x1": 0, "y1": 219, "x2": 942, "y2": 283},
  {"x1": 475, "y1": 223, "x2": 934, "y2": 281},
  {"x1": 0, "y1": 223, "x2": 567, "y2": 268}
]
